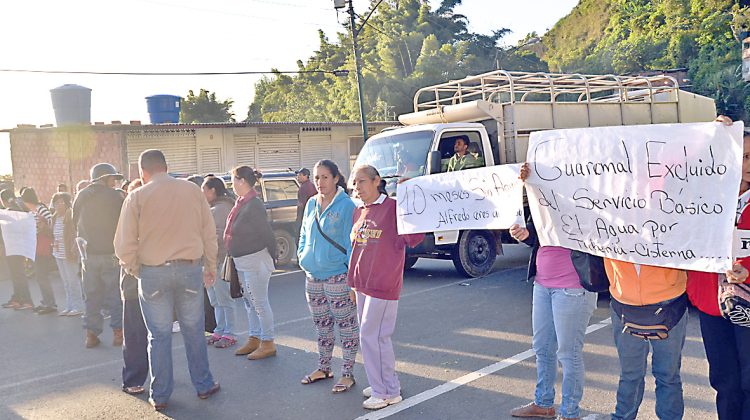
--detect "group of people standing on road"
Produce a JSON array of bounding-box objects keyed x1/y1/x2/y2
[
  {"x1": 0, "y1": 149, "x2": 423, "y2": 412},
  {"x1": 508, "y1": 115, "x2": 750, "y2": 420}
]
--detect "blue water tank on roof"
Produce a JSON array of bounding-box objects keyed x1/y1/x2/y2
[
  {"x1": 146, "y1": 95, "x2": 181, "y2": 124},
  {"x1": 50, "y1": 84, "x2": 92, "y2": 126}
]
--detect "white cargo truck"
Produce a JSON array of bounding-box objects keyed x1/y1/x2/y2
[{"x1": 352, "y1": 70, "x2": 718, "y2": 277}]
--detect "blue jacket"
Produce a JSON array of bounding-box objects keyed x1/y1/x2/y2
[{"x1": 297, "y1": 187, "x2": 355, "y2": 280}]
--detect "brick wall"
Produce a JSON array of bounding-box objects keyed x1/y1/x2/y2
[{"x1": 10, "y1": 127, "x2": 126, "y2": 204}]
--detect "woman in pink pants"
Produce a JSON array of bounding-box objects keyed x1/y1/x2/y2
[{"x1": 348, "y1": 165, "x2": 424, "y2": 410}]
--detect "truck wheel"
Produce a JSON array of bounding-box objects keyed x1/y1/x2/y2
[
  {"x1": 274, "y1": 229, "x2": 295, "y2": 266},
  {"x1": 404, "y1": 257, "x2": 418, "y2": 271},
  {"x1": 452, "y1": 230, "x2": 496, "y2": 278}
]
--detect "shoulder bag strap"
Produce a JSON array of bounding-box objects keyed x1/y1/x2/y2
[{"x1": 314, "y1": 208, "x2": 347, "y2": 256}]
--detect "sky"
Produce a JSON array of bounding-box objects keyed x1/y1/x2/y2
[{"x1": 0, "y1": 0, "x2": 579, "y2": 175}]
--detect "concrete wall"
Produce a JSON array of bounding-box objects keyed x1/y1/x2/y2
[{"x1": 10, "y1": 126, "x2": 126, "y2": 203}]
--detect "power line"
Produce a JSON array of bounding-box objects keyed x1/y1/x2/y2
[{"x1": 0, "y1": 69, "x2": 349, "y2": 77}]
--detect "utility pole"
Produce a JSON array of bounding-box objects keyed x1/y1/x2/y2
[
  {"x1": 346, "y1": 0, "x2": 368, "y2": 140},
  {"x1": 333, "y1": 0, "x2": 374, "y2": 141}
]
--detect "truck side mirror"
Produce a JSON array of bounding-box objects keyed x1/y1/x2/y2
[{"x1": 427, "y1": 151, "x2": 441, "y2": 175}]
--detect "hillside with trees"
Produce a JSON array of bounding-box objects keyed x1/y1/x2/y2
[
  {"x1": 543, "y1": 0, "x2": 750, "y2": 119},
  {"x1": 248, "y1": 0, "x2": 750, "y2": 122}
]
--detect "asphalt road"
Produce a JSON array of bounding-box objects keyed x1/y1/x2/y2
[{"x1": 0, "y1": 246, "x2": 717, "y2": 420}]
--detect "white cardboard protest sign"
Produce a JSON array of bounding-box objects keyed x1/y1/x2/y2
[
  {"x1": 396, "y1": 164, "x2": 525, "y2": 234},
  {"x1": 0, "y1": 210, "x2": 37, "y2": 260},
  {"x1": 526, "y1": 122, "x2": 743, "y2": 273}
]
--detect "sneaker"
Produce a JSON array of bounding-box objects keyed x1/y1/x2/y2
[
  {"x1": 36, "y1": 306, "x2": 57, "y2": 315},
  {"x1": 102, "y1": 310, "x2": 111, "y2": 320},
  {"x1": 172, "y1": 321, "x2": 181, "y2": 333},
  {"x1": 2, "y1": 300, "x2": 20, "y2": 309},
  {"x1": 363, "y1": 387, "x2": 372, "y2": 398},
  {"x1": 214, "y1": 336, "x2": 237, "y2": 348},
  {"x1": 66, "y1": 310, "x2": 83, "y2": 317},
  {"x1": 363, "y1": 395, "x2": 402, "y2": 410},
  {"x1": 58, "y1": 309, "x2": 70, "y2": 316}
]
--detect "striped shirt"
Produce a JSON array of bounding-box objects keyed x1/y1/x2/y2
[
  {"x1": 52, "y1": 217, "x2": 66, "y2": 259},
  {"x1": 35, "y1": 204, "x2": 52, "y2": 228}
]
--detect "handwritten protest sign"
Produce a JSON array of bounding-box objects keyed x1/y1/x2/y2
[
  {"x1": 526, "y1": 122, "x2": 743, "y2": 273},
  {"x1": 396, "y1": 164, "x2": 525, "y2": 234},
  {"x1": 0, "y1": 210, "x2": 37, "y2": 260}
]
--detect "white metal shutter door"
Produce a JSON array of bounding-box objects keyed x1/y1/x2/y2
[
  {"x1": 257, "y1": 135, "x2": 300, "y2": 171},
  {"x1": 126, "y1": 132, "x2": 198, "y2": 174},
  {"x1": 300, "y1": 135, "x2": 332, "y2": 169},
  {"x1": 199, "y1": 148, "x2": 222, "y2": 174},
  {"x1": 233, "y1": 134, "x2": 257, "y2": 168}
]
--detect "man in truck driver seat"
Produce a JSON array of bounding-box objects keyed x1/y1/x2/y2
[{"x1": 446, "y1": 135, "x2": 479, "y2": 172}]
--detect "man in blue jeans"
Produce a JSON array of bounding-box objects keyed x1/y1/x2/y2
[
  {"x1": 115, "y1": 149, "x2": 219, "y2": 411},
  {"x1": 605, "y1": 259, "x2": 688, "y2": 420},
  {"x1": 73, "y1": 163, "x2": 125, "y2": 348}
]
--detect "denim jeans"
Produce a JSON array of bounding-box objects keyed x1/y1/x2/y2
[
  {"x1": 206, "y1": 279, "x2": 237, "y2": 337},
  {"x1": 699, "y1": 311, "x2": 750, "y2": 420},
  {"x1": 138, "y1": 262, "x2": 215, "y2": 404},
  {"x1": 34, "y1": 255, "x2": 57, "y2": 308},
  {"x1": 55, "y1": 257, "x2": 84, "y2": 312},
  {"x1": 237, "y1": 257, "x2": 275, "y2": 341},
  {"x1": 610, "y1": 301, "x2": 687, "y2": 420},
  {"x1": 82, "y1": 254, "x2": 123, "y2": 335},
  {"x1": 122, "y1": 297, "x2": 148, "y2": 389},
  {"x1": 532, "y1": 283, "x2": 597, "y2": 418}
]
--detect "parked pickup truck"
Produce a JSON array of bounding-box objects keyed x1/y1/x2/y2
[
  {"x1": 175, "y1": 171, "x2": 300, "y2": 266},
  {"x1": 353, "y1": 70, "x2": 717, "y2": 278}
]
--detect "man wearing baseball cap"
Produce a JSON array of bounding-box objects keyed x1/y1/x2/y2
[
  {"x1": 295, "y1": 168, "x2": 317, "y2": 243},
  {"x1": 73, "y1": 163, "x2": 125, "y2": 348}
]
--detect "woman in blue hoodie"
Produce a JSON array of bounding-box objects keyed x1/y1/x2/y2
[{"x1": 298, "y1": 159, "x2": 360, "y2": 393}]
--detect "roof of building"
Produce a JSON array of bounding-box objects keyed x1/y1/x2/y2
[{"x1": 1, "y1": 120, "x2": 397, "y2": 133}]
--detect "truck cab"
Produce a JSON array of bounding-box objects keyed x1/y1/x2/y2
[{"x1": 354, "y1": 70, "x2": 717, "y2": 278}]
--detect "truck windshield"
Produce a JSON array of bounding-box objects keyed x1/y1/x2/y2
[{"x1": 354, "y1": 130, "x2": 434, "y2": 179}]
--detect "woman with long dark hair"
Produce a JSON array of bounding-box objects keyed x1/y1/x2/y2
[
  {"x1": 226, "y1": 166, "x2": 278, "y2": 360},
  {"x1": 50, "y1": 192, "x2": 84, "y2": 316},
  {"x1": 20, "y1": 187, "x2": 58, "y2": 315},
  {"x1": 298, "y1": 160, "x2": 359, "y2": 392},
  {"x1": 203, "y1": 175, "x2": 239, "y2": 349}
]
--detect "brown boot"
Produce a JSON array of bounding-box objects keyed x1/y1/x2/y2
[
  {"x1": 85, "y1": 330, "x2": 101, "y2": 348},
  {"x1": 112, "y1": 329, "x2": 123, "y2": 346},
  {"x1": 510, "y1": 402, "x2": 555, "y2": 418},
  {"x1": 247, "y1": 339, "x2": 276, "y2": 360},
  {"x1": 234, "y1": 336, "x2": 260, "y2": 356}
]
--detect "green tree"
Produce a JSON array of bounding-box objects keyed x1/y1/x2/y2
[
  {"x1": 246, "y1": 0, "x2": 545, "y2": 123},
  {"x1": 180, "y1": 89, "x2": 235, "y2": 123}
]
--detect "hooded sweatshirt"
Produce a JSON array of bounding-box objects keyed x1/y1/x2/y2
[
  {"x1": 347, "y1": 195, "x2": 424, "y2": 300},
  {"x1": 298, "y1": 187, "x2": 355, "y2": 280}
]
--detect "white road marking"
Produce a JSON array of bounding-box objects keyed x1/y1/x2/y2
[{"x1": 354, "y1": 318, "x2": 613, "y2": 420}]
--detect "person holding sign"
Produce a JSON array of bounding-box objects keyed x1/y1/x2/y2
[
  {"x1": 297, "y1": 160, "x2": 359, "y2": 393},
  {"x1": 687, "y1": 119, "x2": 750, "y2": 420},
  {"x1": 508, "y1": 163, "x2": 597, "y2": 420},
  {"x1": 348, "y1": 165, "x2": 424, "y2": 410}
]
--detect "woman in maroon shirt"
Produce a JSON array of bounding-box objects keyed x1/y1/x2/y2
[{"x1": 348, "y1": 165, "x2": 423, "y2": 410}]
